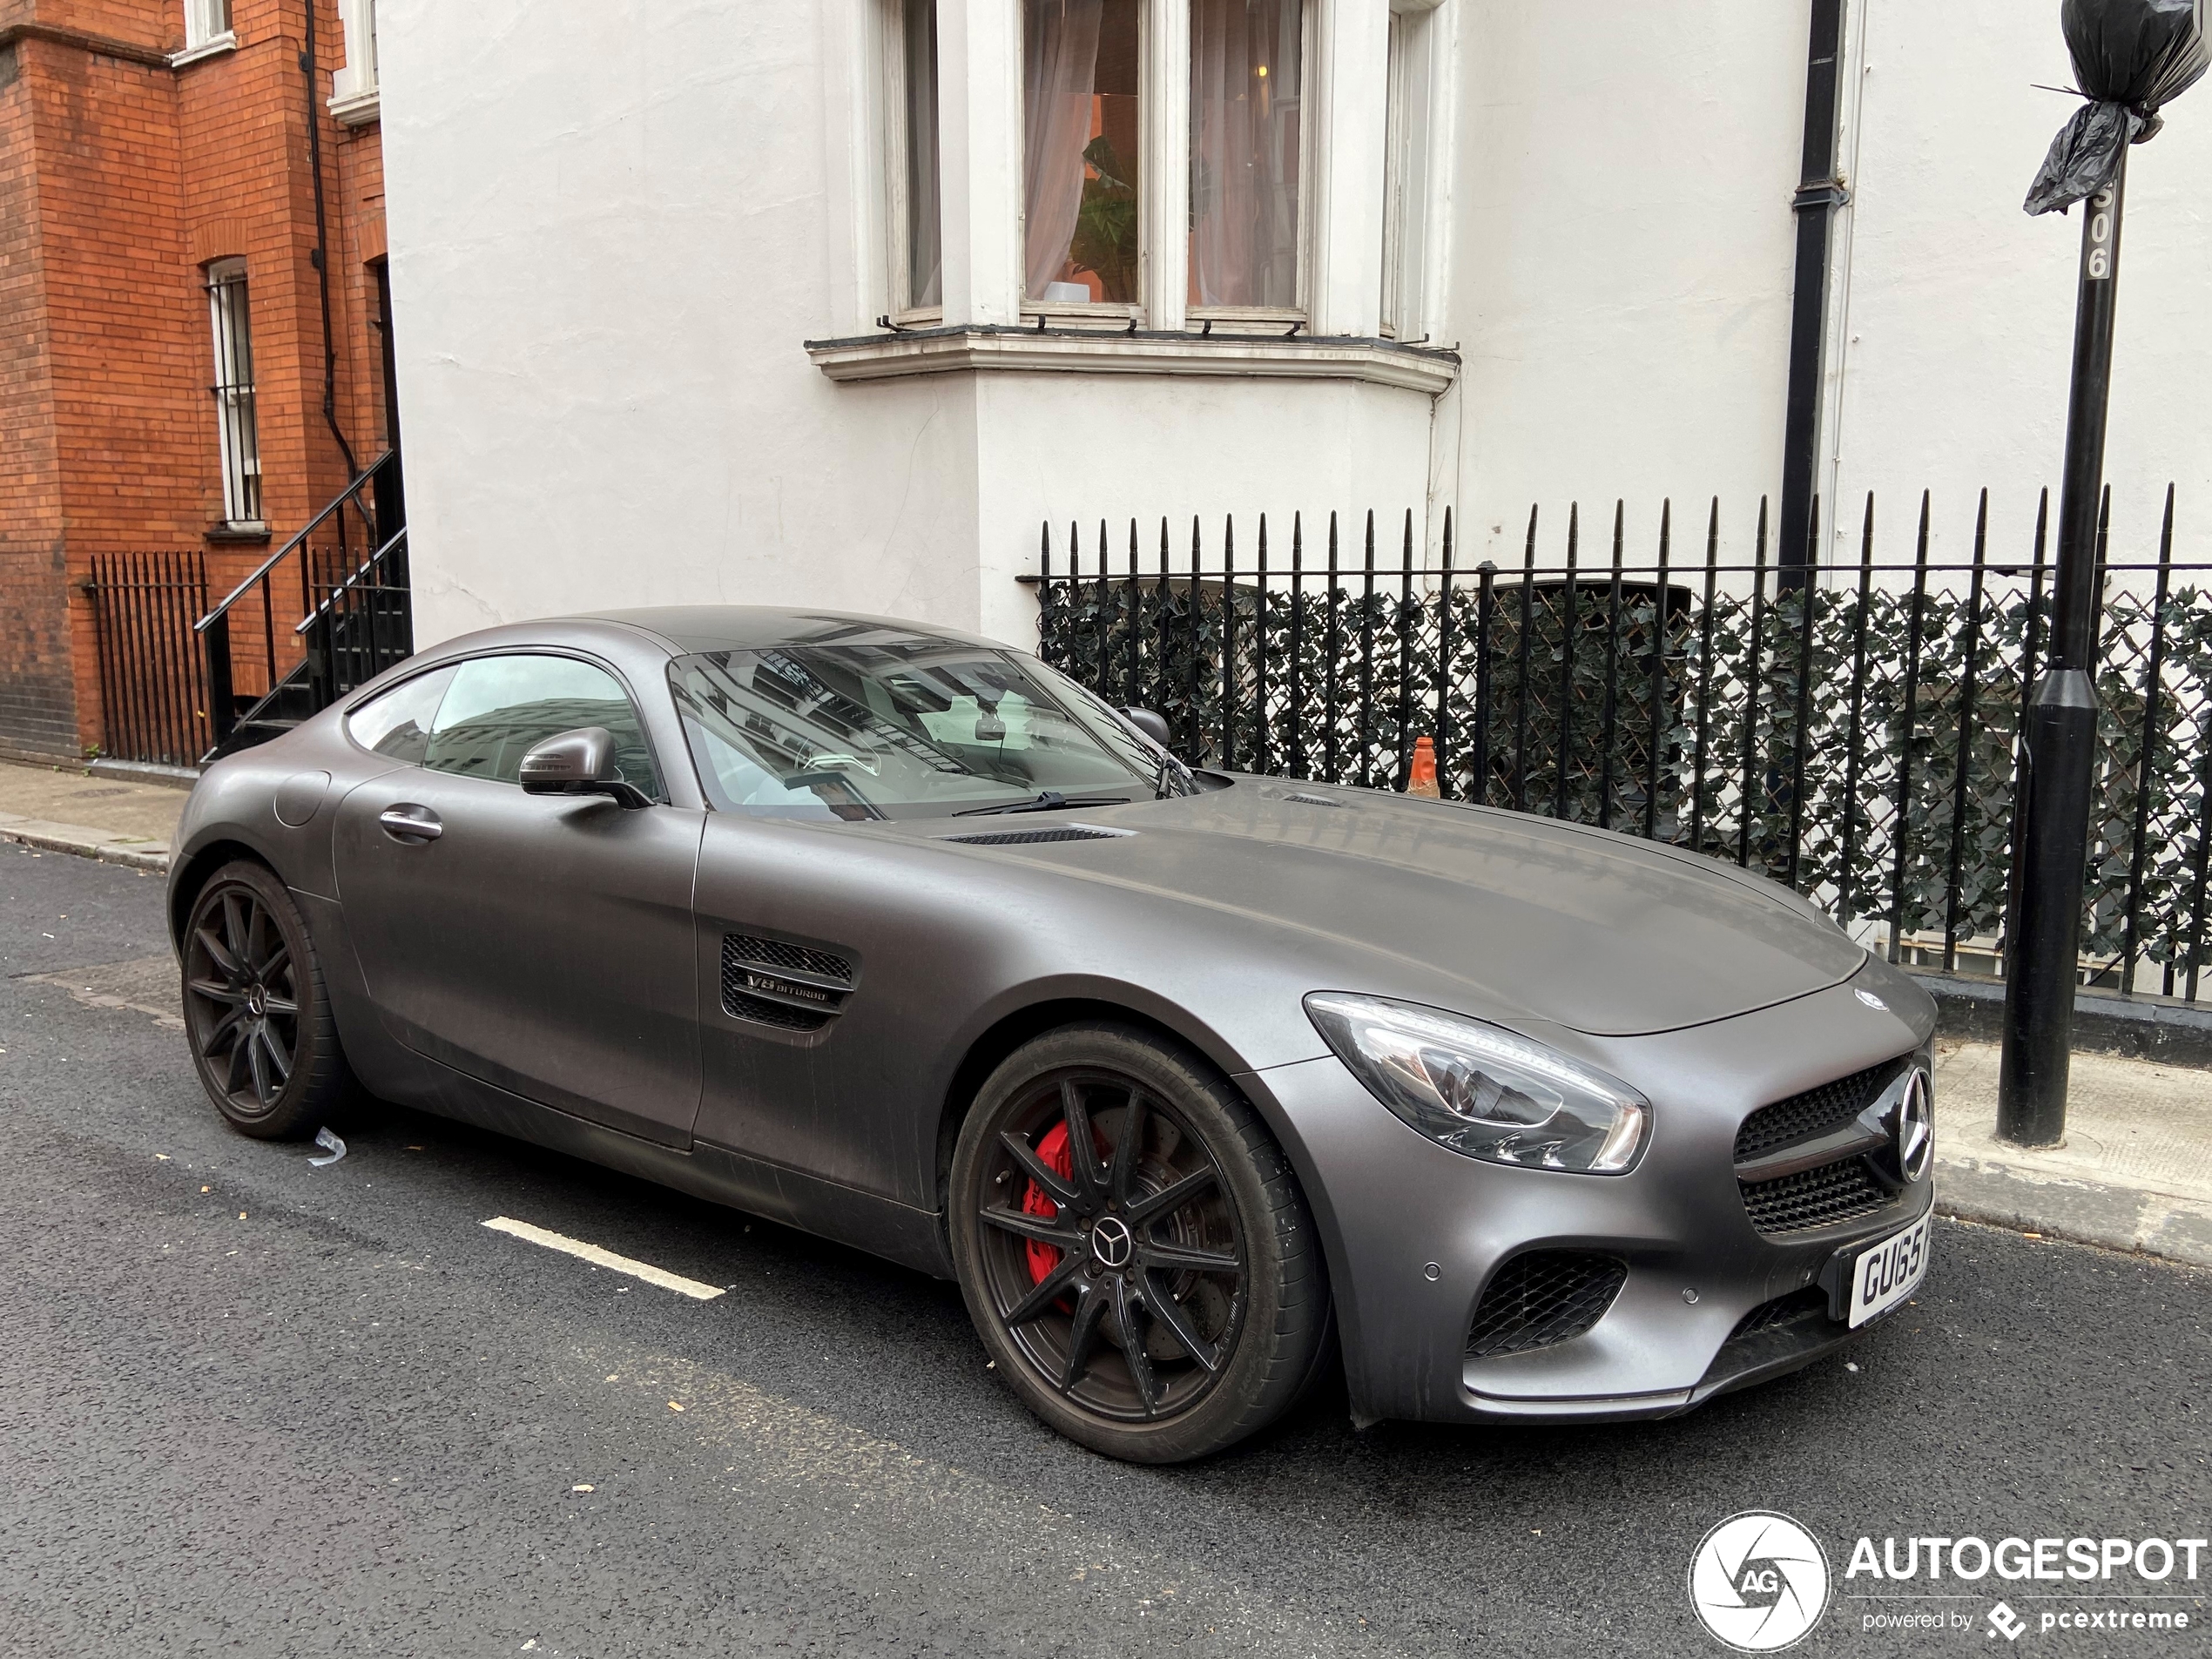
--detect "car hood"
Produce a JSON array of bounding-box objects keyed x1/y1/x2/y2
[{"x1": 913, "y1": 781, "x2": 1868, "y2": 1038}]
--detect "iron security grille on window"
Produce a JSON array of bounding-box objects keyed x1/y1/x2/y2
[
  {"x1": 205, "y1": 261, "x2": 261, "y2": 526},
  {"x1": 1464, "y1": 1251, "x2": 1628, "y2": 1359},
  {"x1": 1029, "y1": 484, "x2": 2212, "y2": 1006}
]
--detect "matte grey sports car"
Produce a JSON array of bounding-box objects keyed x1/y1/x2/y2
[{"x1": 170, "y1": 607, "x2": 1938, "y2": 1462}]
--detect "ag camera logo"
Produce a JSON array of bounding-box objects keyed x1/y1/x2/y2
[{"x1": 1689, "y1": 1511, "x2": 1832, "y2": 1652}]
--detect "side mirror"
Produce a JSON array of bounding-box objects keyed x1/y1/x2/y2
[
  {"x1": 519, "y1": 727, "x2": 651, "y2": 808},
  {"x1": 1122, "y1": 706, "x2": 1173, "y2": 750}
]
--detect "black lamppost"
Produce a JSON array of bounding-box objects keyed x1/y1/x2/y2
[{"x1": 2000, "y1": 0, "x2": 2206, "y2": 1146}]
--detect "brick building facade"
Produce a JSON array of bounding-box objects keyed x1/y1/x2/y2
[{"x1": 0, "y1": 0, "x2": 391, "y2": 763}]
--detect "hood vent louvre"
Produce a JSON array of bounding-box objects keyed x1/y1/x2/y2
[
  {"x1": 942, "y1": 824, "x2": 1133, "y2": 847},
  {"x1": 1282, "y1": 792, "x2": 1347, "y2": 808}
]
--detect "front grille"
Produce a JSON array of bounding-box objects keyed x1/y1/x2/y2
[
  {"x1": 725, "y1": 932, "x2": 853, "y2": 986},
  {"x1": 1466, "y1": 1251, "x2": 1627, "y2": 1359},
  {"x1": 1740, "y1": 1158, "x2": 1892, "y2": 1235},
  {"x1": 944, "y1": 826, "x2": 1130, "y2": 846},
  {"x1": 1734, "y1": 1057, "x2": 1906, "y2": 1163}
]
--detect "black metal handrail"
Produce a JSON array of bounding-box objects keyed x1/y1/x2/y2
[
  {"x1": 195, "y1": 449, "x2": 395, "y2": 631},
  {"x1": 294, "y1": 523, "x2": 408, "y2": 637},
  {"x1": 192, "y1": 449, "x2": 399, "y2": 749}
]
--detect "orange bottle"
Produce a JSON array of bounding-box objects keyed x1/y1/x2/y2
[{"x1": 1407, "y1": 735, "x2": 1440, "y2": 799}]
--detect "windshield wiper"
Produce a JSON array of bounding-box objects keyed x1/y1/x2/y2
[{"x1": 954, "y1": 791, "x2": 1130, "y2": 817}]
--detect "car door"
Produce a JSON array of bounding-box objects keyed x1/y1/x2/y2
[{"x1": 334, "y1": 651, "x2": 705, "y2": 1147}]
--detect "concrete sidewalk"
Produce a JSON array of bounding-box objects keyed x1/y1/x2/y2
[
  {"x1": 0, "y1": 759, "x2": 186, "y2": 872},
  {"x1": 1933, "y1": 1039, "x2": 2212, "y2": 1268},
  {"x1": 3, "y1": 758, "x2": 2208, "y2": 1273}
]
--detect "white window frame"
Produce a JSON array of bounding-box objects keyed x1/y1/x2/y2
[
  {"x1": 175, "y1": 0, "x2": 235, "y2": 64},
  {"x1": 1379, "y1": 0, "x2": 1441, "y2": 341},
  {"x1": 1183, "y1": 0, "x2": 1314, "y2": 327},
  {"x1": 884, "y1": 0, "x2": 945, "y2": 324},
  {"x1": 1017, "y1": 0, "x2": 1150, "y2": 328},
  {"x1": 330, "y1": 0, "x2": 381, "y2": 126},
  {"x1": 205, "y1": 258, "x2": 265, "y2": 531}
]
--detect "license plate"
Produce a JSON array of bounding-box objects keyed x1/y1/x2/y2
[{"x1": 1846, "y1": 1211, "x2": 1931, "y2": 1328}]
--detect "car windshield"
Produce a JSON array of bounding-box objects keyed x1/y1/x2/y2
[{"x1": 670, "y1": 641, "x2": 1183, "y2": 819}]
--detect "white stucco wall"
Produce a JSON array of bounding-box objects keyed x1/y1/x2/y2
[
  {"x1": 381, "y1": 0, "x2": 994, "y2": 649},
  {"x1": 1442, "y1": 1, "x2": 1811, "y2": 571},
  {"x1": 1442, "y1": 0, "x2": 2212, "y2": 573},
  {"x1": 1830, "y1": 1, "x2": 2212, "y2": 568},
  {"x1": 382, "y1": 0, "x2": 2212, "y2": 643},
  {"x1": 381, "y1": 0, "x2": 1440, "y2": 654}
]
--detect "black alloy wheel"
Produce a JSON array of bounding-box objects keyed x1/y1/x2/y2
[
  {"x1": 951, "y1": 1024, "x2": 1330, "y2": 1462},
  {"x1": 182, "y1": 860, "x2": 349, "y2": 1139}
]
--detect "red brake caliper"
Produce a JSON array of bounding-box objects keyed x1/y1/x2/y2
[{"x1": 1021, "y1": 1122, "x2": 1076, "y2": 1285}]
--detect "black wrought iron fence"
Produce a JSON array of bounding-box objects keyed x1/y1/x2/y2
[
  {"x1": 1029, "y1": 486, "x2": 2212, "y2": 1001},
  {"x1": 86, "y1": 550, "x2": 214, "y2": 767}
]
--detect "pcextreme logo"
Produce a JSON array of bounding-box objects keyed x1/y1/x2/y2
[{"x1": 1688, "y1": 1512, "x2": 1832, "y2": 1652}]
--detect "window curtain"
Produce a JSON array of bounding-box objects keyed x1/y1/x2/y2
[
  {"x1": 905, "y1": 0, "x2": 942, "y2": 307},
  {"x1": 1190, "y1": 0, "x2": 1304, "y2": 308},
  {"x1": 1022, "y1": 0, "x2": 1104, "y2": 300}
]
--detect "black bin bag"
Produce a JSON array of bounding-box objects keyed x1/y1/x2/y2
[{"x1": 2025, "y1": 0, "x2": 2209, "y2": 214}]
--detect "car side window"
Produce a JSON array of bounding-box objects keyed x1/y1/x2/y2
[
  {"x1": 422, "y1": 654, "x2": 664, "y2": 798},
  {"x1": 344, "y1": 665, "x2": 459, "y2": 765}
]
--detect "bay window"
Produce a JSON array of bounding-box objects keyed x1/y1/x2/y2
[
  {"x1": 837, "y1": 0, "x2": 1455, "y2": 386},
  {"x1": 1022, "y1": 0, "x2": 1144, "y2": 314},
  {"x1": 889, "y1": 0, "x2": 944, "y2": 314},
  {"x1": 1380, "y1": 0, "x2": 1441, "y2": 340},
  {"x1": 330, "y1": 0, "x2": 381, "y2": 125},
  {"x1": 1189, "y1": 0, "x2": 1305, "y2": 314}
]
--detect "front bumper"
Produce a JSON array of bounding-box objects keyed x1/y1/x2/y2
[{"x1": 1241, "y1": 962, "x2": 1938, "y2": 1426}]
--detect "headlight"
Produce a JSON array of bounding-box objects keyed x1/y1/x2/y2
[{"x1": 1304, "y1": 993, "x2": 1649, "y2": 1174}]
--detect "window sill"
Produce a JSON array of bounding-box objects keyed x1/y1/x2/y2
[
  {"x1": 169, "y1": 31, "x2": 237, "y2": 68},
  {"x1": 803, "y1": 325, "x2": 1460, "y2": 396},
  {"x1": 205, "y1": 521, "x2": 270, "y2": 544},
  {"x1": 328, "y1": 85, "x2": 380, "y2": 126}
]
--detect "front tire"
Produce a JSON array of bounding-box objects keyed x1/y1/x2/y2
[
  {"x1": 180, "y1": 860, "x2": 349, "y2": 1140},
  {"x1": 949, "y1": 1022, "x2": 1330, "y2": 1463}
]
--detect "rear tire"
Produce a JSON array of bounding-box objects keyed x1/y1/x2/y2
[
  {"x1": 180, "y1": 860, "x2": 349, "y2": 1141},
  {"x1": 949, "y1": 1022, "x2": 1330, "y2": 1463}
]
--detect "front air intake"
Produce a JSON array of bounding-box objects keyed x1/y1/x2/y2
[
  {"x1": 719, "y1": 932, "x2": 855, "y2": 1033},
  {"x1": 1465, "y1": 1251, "x2": 1628, "y2": 1359}
]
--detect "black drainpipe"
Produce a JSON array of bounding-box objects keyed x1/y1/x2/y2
[
  {"x1": 1778, "y1": 0, "x2": 1847, "y2": 583},
  {"x1": 300, "y1": 0, "x2": 358, "y2": 483}
]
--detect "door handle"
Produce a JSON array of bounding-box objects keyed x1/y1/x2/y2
[{"x1": 379, "y1": 804, "x2": 442, "y2": 844}]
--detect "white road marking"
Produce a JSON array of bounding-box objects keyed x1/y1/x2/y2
[{"x1": 482, "y1": 1217, "x2": 726, "y2": 1301}]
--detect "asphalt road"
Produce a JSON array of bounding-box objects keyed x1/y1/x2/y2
[{"x1": 3, "y1": 840, "x2": 2208, "y2": 1659}]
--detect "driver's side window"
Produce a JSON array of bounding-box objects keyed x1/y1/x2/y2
[{"x1": 421, "y1": 654, "x2": 664, "y2": 798}]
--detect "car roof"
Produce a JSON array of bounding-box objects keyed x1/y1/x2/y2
[{"x1": 571, "y1": 606, "x2": 1012, "y2": 657}]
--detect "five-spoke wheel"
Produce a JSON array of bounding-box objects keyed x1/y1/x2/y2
[
  {"x1": 181, "y1": 860, "x2": 347, "y2": 1139},
  {"x1": 951, "y1": 1023, "x2": 1330, "y2": 1462}
]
